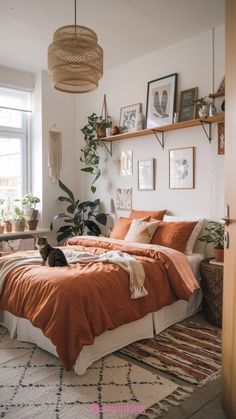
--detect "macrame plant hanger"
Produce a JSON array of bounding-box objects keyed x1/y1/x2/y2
[{"x1": 100, "y1": 94, "x2": 112, "y2": 156}]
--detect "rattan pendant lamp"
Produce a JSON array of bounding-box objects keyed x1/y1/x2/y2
[{"x1": 48, "y1": 0, "x2": 103, "y2": 93}]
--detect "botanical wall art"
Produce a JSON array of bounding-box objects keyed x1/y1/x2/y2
[
  {"x1": 146, "y1": 73, "x2": 177, "y2": 128},
  {"x1": 118, "y1": 150, "x2": 133, "y2": 176},
  {"x1": 115, "y1": 188, "x2": 132, "y2": 210},
  {"x1": 119, "y1": 103, "x2": 142, "y2": 132},
  {"x1": 137, "y1": 159, "x2": 155, "y2": 191},
  {"x1": 169, "y1": 147, "x2": 195, "y2": 189},
  {"x1": 179, "y1": 87, "x2": 198, "y2": 122},
  {"x1": 218, "y1": 122, "x2": 225, "y2": 155}
]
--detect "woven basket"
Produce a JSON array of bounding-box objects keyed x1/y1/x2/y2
[
  {"x1": 48, "y1": 25, "x2": 103, "y2": 93},
  {"x1": 200, "y1": 260, "x2": 223, "y2": 327}
]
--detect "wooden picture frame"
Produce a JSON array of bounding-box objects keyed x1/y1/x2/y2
[
  {"x1": 179, "y1": 87, "x2": 198, "y2": 122},
  {"x1": 146, "y1": 73, "x2": 177, "y2": 128},
  {"x1": 169, "y1": 147, "x2": 195, "y2": 189},
  {"x1": 138, "y1": 159, "x2": 155, "y2": 191},
  {"x1": 115, "y1": 188, "x2": 132, "y2": 210},
  {"x1": 119, "y1": 103, "x2": 142, "y2": 133}
]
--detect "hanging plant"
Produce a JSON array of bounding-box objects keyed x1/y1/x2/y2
[{"x1": 80, "y1": 113, "x2": 110, "y2": 193}]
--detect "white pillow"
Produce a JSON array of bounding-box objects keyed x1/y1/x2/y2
[
  {"x1": 124, "y1": 219, "x2": 159, "y2": 243},
  {"x1": 163, "y1": 215, "x2": 204, "y2": 255}
]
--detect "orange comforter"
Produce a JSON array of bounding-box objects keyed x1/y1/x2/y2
[{"x1": 0, "y1": 237, "x2": 199, "y2": 370}]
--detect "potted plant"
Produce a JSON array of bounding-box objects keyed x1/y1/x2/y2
[
  {"x1": 22, "y1": 193, "x2": 40, "y2": 221},
  {"x1": 12, "y1": 207, "x2": 26, "y2": 232},
  {"x1": 0, "y1": 198, "x2": 5, "y2": 233},
  {"x1": 199, "y1": 221, "x2": 224, "y2": 262},
  {"x1": 80, "y1": 113, "x2": 111, "y2": 193},
  {"x1": 51, "y1": 180, "x2": 108, "y2": 243},
  {"x1": 194, "y1": 96, "x2": 209, "y2": 118}
]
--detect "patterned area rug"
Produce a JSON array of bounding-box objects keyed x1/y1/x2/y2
[
  {"x1": 0, "y1": 325, "x2": 192, "y2": 419},
  {"x1": 119, "y1": 322, "x2": 222, "y2": 385}
]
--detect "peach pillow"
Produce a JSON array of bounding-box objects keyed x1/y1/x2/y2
[
  {"x1": 129, "y1": 209, "x2": 167, "y2": 220},
  {"x1": 110, "y1": 216, "x2": 149, "y2": 240},
  {"x1": 150, "y1": 221, "x2": 198, "y2": 253},
  {"x1": 124, "y1": 219, "x2": 160, "y2": 243}
]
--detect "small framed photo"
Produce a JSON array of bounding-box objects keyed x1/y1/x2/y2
[
  {"x1": 119, "y1": 103, "x2": 142, "y2": 132},
  {"x1": 146, "y1": 73, "x2": 177, "y2": 128},
  {"x1": 179, "y1": 87, "x2": 198, "y2": 122},
  {"x1": 138, "y1": 159, "x2": 155, "y2": 191},
  {"x1": 169, "y1": 147, "x2": 195, "y2": 189},
  {"x1": 118, "y1": 150, "x2": 133, "y2": 175},
  {"x1": 218, "y1": 122, "x2": 225, "y2": 155},
  {"x1": 115, "y1": 188, "x2": 132, "y2": 210}
]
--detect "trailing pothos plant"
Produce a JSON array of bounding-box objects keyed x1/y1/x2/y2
[
  {"x1": 80, "y1": 113, "x2": 110, "y2": 193},
  {"x1": 50, "y1": 180, "x2": 108, "y2": 243}
]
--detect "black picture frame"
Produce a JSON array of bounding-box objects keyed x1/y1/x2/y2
[
  {"x1": 145, "y1": 73, "x2": 177, "y2": 128},
  {"x1": 179, "y1": 87, "x2": 198, "y2": 122}
]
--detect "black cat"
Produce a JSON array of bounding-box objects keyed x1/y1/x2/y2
[{"x1": 36, "y1": 237, "x2": 68, "y2": 267}]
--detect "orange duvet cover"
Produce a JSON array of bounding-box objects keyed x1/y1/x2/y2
[{"x1": 0, "y1": 236, "x2": 199, "y2": 370}]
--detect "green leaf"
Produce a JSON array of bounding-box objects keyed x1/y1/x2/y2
[
  {"x1": 58, "y1": 196, "x2": 74, "y2": 204},
  {"x1": 67, "y1": 204, "x2": 75, "y2": 214},
  {"x1": 81, "y1": 167, "x2": 94, "y2": 173},
  {"x1": 91, "y1": 185, "x2": 96, "y2": 193},
  {"x1": 59, "y1": 180, "x2": 75, "y2": 201},
  {"x1": 95, "y1": 213, "x2": 107, "y2": 226}
]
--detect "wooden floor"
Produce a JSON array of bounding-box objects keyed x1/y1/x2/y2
[{"x1": 118, "y1": 312, "x2": 227, "y2": 419}]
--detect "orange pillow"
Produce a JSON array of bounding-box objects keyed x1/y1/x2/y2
[
  {"x1": 110, "y1": 216, "x2": 149, "y2": 240},
  {"x1": 150, "y1": 221, "x2": 198, "y2": 253},
  {"x1": 129, "y1": 209, "x2": 167, "y2": 220}
]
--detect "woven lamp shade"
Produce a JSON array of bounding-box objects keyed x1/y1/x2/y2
[{"x1": 48, "y1": 25, "x2": 103, "y2": 93}]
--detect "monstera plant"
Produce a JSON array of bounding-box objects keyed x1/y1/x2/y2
[{"x1": 51, "y1": 180, "x2": 108, "y2": 243}]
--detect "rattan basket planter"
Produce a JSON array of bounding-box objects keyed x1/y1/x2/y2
[{"x1": 200, "y1": 258, "x2": 223, "y2": 327}]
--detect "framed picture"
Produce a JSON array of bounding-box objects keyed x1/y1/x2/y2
[
  {"x1": 169, "y1": 147, "x2": 195, "y2": 189},
  {"x1": 138, "y1": 159, "x2": 155, "y2": 191},
  {"x1": 115, "y1": 188, "x2": 132, "y2": 210},
  {"x1": 218, "y1": 122, "x2": 225, "y2": 155},
  {"x1": 119, "y1": 103, "x2": 142, "y2": 132},
  {"x1": 118, "y1": 150, "x2": 133, "y2": 175},
  {"x1": 146, "y1": 73, "x2": 177, "y2": 128},
  {"x1": 179, "y1": 87, "x2": 198, "y2": 122}
]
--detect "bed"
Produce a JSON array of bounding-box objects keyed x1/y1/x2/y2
[{"x1": 0, "y1": 230, "x2": 204, "y2": 375}]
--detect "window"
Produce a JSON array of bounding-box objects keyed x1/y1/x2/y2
[{"x1": 0, "y1": 87, "x2": 31, "y2": 203}]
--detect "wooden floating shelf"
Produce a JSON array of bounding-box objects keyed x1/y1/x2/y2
[
  {"x1": 209, "y1": 91, "x2": 225, "y2": 98},
  {"x1": 102, "y1": 113, "x2": 225, "y2": 142}
]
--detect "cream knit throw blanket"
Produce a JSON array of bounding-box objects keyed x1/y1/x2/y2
[{"x1": 0, "y1": 250, "x2": 147, "y2": 299}]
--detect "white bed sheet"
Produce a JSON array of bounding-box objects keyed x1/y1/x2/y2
[{"x1": 1, "y1": 253, "x2": 203, "y2": 375}]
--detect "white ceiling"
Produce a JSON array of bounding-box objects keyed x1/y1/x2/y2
[{"x1": 0, "y1": 0, "x2": 224, "y2": 73}]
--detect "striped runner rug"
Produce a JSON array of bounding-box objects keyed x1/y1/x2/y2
[{"x1": 119, "y1": 321, "x2": 222, "y2": 385}]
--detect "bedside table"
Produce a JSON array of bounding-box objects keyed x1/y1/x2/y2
[{"x1": 200, "y1": 258, "x2": 223, "y2": 327}]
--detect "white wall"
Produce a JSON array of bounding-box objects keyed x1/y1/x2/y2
[
  {"x1": 31, "y1": 70, "x2": 77, "y2": 243},
  {"x1": 75, "y1": 26, "x2": 225, "y2": 222}
]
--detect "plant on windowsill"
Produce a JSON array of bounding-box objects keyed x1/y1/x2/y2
[
  {"x1": 12, "y1": 207, "x2": 27, "y2": 232},
  {"x1": 80, "y1": 113, "x2": 111, "y2": 193},
  {"x1": 50, "y1": 180, "x2": 108, "y2": 244},
  {"x1": 21, "y1": 193, "x2": 40, "y2": 225},
  {"x1": 0, "y1": 199, "x2": 5, "y2": 233},
  {"x1": 198, "y1": 221, "x2": 224, "y2": 262}
]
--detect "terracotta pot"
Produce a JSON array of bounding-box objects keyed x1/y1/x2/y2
[
  {"x1": 26, "y1": 220, "x2": 38, "y2": 231},
  {"x1": 111, "y1": 125, "x2": 119, "y2": 135},
  {"x1": 215, "y1": 248, "x2": 224, "y2": 262},
  {"x1": 12, "y1": 221, "x2": 25, "y2": 232},
  {"x1": 3, "y1": 221, "x2": 12, "y2": 233},
  {"x1": 96, "y1": 128, "x2": 106, "y2": 138},
  {"x1": 0, "y1": 225, "x2": 4, "y2": 234}
]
